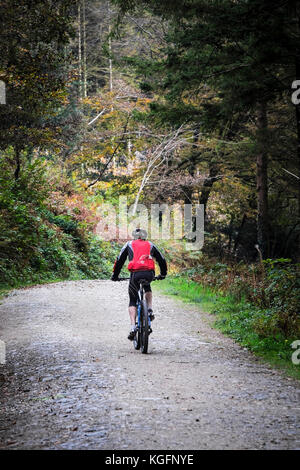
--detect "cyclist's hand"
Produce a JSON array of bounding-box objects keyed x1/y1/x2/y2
[
  {"x1": 157, "y1": 274, "x2": 166, "y2": 280},
  {"x1": 111, "y1": 275, "x2": 119, "y2": 281}
]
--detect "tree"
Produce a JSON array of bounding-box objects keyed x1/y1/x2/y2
[
  {"x1": 0, "y1": 0, "x2": 76, "y2": 177},
  {"x1": 113, "y1": 0, "x2": 300, "y2": 259}
]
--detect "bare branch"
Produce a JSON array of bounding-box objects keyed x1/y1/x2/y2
[
  {"x1": 131, "y1": 125, "x2": 192, "y2": 213},
  {"x1": 88, "y1": 108, "x2": 107, "y2": 126},
  {"x1": 283, "y1": 168, "x2": 300, "y2": 180}
]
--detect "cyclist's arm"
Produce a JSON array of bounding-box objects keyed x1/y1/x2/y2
[
  {"x1": 112, "y1": 242, "x2": 129, "y2": 278},
  {"x1": 151, "y1": 244, "x2": 167, "y2": 277}
]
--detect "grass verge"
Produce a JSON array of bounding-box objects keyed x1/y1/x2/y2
[{"x1": 154, "y1": 276, "x2": 300, "y2": 380}]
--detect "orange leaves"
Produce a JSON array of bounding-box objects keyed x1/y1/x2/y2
[
  {"x1": 48, "y1": 187, "x2": 98, "y2": 231},
  {"x1": 65, "y1": 193, "x2": 97, "y2": 226}
]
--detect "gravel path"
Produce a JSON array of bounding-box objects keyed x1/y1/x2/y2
[{"x1": 0, "y1": 280, "x2": 299, "y2": 450}]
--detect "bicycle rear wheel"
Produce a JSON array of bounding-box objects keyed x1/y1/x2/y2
[
  {"x1": 134, "y1": 323, "x2": 140, "y2": 350},
  {"x1": 141, "y1": 299, "x2": 149, "y2": 354}
]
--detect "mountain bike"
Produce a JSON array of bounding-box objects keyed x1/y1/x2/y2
[{"x1": 119, "y1": 276, "x2": 161, "y2": 354}]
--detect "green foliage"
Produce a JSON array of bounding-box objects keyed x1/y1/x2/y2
[
  {"x1": 0, "y1": 2, "x2": 299, "y2": 374},
  {"x1": 212, "y1": 298, "x2": 300, "y2": 380},
  {"x1": 154, "y1": 276, "x2": 218, "y2": 313},
  {"x1": 113, "y1": 0, "x2": 300, "y2": 261},
  {"x1": 156, "y1": 275, "x2": 300, "y2": 380},
  {"x1": 0, "y1": 150, "x2": 120, "y2": 287},
  {"x1": 173, "y1": 253, "x2": 300, "y2": 338},
  {"x1": 0, "y1": 0, "x2": 76, "y2": 152},
  {"x1": 0, "y1": 150, "x2": 49, "y2": 269},
  {"x1": 259, "y1": 259, "x2": 300, "y2": 338}
]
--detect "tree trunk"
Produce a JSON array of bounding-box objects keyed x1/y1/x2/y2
[
  {"x1": 233, "y1": 213, "x2": 247, "y2": 255},
  {"x1": 108, "y1": 30, "x2": 113, "y2": 93},
  {"x1": 14, "y1": 147, "x2": 21, "y2": 180},
  {"x1": 78, "y1": 2, "x2": 83, "y2": 99},
  {"x1": 183, "y1": 127, "x2": 199, "y2": 205},
  {"x1": 295, "y1": 69, "x2": 300, "y2": 261},
  {"x1": 295, "y1": 3, "x2": 300, "y2": 262},
  {"x1": 107, "y1": 2, "x2": 113, "y2": 96},
  {"x1": 256, "y1": 100, "x2": 269, "y2": 258},
  {"x1": 199, "y1": 161, "x2": 219, "y2": 219},
  {"x1": 83, "y1": 0, "x2": 87, "y2": 98}
]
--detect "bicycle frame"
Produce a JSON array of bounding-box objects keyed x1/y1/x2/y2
[
  {"x1": 117, "y1": 276, "x2": 161, "y2": 354},
  {"x1": 136, "y1": 280, "x2": 151, "y2": 330}
]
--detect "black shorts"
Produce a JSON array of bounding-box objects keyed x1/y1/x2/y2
[{"x1": 128, "y1": 270, "x2": 154, "y2": 307}]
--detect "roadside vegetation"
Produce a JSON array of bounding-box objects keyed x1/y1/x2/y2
[
  {"x1": 0, "y1": 150, "x2": 121, "y2": 289},
  {"x1": 155, "y1": 258, "x2": 300, "y2": 379}
]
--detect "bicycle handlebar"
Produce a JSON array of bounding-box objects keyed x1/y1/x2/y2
[{"x1": 116, "y1": 276, "x2": 164, "y2": 281}]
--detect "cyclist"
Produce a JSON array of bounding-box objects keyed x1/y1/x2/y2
[{"x1": 111, "y1": 228, "x2": 167, "y2": 340}]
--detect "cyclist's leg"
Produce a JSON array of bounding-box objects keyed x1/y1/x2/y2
[
  {"x1": 128, "y1": 272, "x2": 138, "y2": 326},
  {"x1": 129, "y1": 306, "x2": 137, "y2": 326},
  {"x1": 145, "y1": 291, "x2": 152, "y2": 309},
  {"x1": 128, "y1": 275, "x2": 138, "y2": 340},
  {"x1": 129, "y1": 271, "x2": 154, "y2": 318},
  {"x1": 143, "y1": 271, "x2": 154, "y2": 318}
]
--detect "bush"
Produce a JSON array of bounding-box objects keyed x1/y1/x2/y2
[
  {"x1": 176, "y1": 254, "x2": 300, "y2": 338},
  {"x1": 0, "y1": 151, "x2": 121, "y2": 287}
]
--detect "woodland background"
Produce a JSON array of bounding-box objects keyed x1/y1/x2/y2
[{"x1": 0, "y1": 0, "x2": 299, "y2": 372}]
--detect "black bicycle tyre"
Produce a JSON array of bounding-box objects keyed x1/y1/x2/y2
[
  {"x1": 141, "y1": 299, "x2": 149, "y2": 354},
  {"x1": 134, "y1": 322, "x2": 141, "y2": 350}
]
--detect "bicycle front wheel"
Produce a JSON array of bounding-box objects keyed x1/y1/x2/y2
[{"x1": 141, "y1": 299, "x2": 149, "y2": 354}]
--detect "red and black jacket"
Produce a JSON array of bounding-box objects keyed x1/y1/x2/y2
[{"x1": 112, "y1": 240, "x2": 167, "y2": 278}]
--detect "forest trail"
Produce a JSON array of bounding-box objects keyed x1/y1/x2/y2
[{"x1": 0, "y1": 280, "x2": 299, "y2": 450}]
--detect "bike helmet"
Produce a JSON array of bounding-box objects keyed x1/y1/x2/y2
[{"x1": 132, "y1": 228, "x2": 147, "y2": 240}]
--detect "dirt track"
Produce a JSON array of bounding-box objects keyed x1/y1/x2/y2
[{"x1": 0, "y1": 280, "x2": 299, "y2": 449}]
